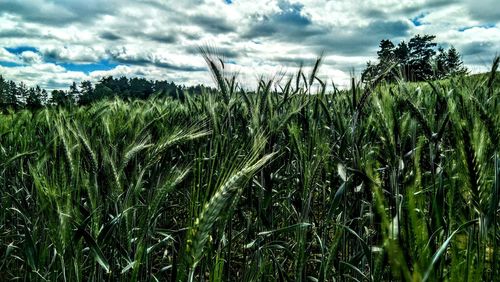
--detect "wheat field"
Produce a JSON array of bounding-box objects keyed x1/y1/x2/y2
[{"x1": 1, "y1": 56, "x2": 499, "y2": 281}]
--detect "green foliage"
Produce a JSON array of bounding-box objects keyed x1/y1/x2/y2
[
  {"x1": 0, "y1": 56, "x2": 498, "y2": 281},
  {"x1": 363, "y1": 34, "x2": 468, "y2": 83},
  {"x1": 0, "y1": 75, "x2": 212, "y2": 111},
  {"x1": 26, "y1": 86, "x2": 44, "y2": 110}
]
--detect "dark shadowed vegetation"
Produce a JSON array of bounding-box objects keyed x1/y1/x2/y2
[
  {"x1": 362, "y1": 34, "x2": 468, "y2": 83},
  {"x1": 0, "y1": 52, "x2": 499, "y2": 281},
  {"x1": 0, "y1": 75, "x2": 213, "y2": 111}
]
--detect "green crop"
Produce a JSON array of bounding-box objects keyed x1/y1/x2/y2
[{"x1": 0, "y1": 56, "x2": 498, "y2": 281}]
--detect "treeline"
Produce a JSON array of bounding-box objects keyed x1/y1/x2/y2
[
  {"x1": 362, "y1": 34, "x2": 468, "y2": 82},
  {"x1": 0, "y1": 75, "x2": 211, "y2": 111}
]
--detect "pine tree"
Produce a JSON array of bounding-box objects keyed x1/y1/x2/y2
[
  {"x1": 6, "y1": 81, "x2": 19, "y2": 109},
  {"x1": 38, "y1": 88, "x2": 48, "y2": 106},
  {"x1": 0, "y1": 76, "x2": 6, "y2": 110},
  {"x1": 68, "y1": 82, "x2": 79, "y2": 104},
  {"x1": 26, "y1": 87, "x2": 43, "y2": 109},
  {"x1": 376, "y1": 39, "x2": 398, "y2": 81},
  {"x1": 94, "y1": 84, "x2": 114, "y2": 100},
  {"x1": 407, "y1": 34, "x2": 437, "y2": 81},
  {"x1": 377, "y1": 39, "x2": 395, "y2": 62},
  {"x1": 435, "y1": 47, "x2": 448, "y2": 79},
  {"x1": 362, "y1": 35, "x2": 441, "y2": 83},
  {"x1": 79, "y1": 80, "x2": 94, "y2": 105},
  {"x1": 395, "y1": 41, "x2": 410, "y2": 80},
  {"x1": 50, "y1": 90, "x2": 68, "y2": 106},
  {"x1": 129, "y1": 77, "x2": 153, "y2": 99},
  {"x1": 446, "y1": 46, "x2": 468, "y2": 76}
]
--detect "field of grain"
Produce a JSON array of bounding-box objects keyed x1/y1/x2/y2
[{"x1": 1, "y1": 56, "x2": 499, "y2": 281}]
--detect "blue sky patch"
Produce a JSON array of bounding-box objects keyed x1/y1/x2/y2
[
  {"x1": 276, "y1": 2, "x2": 311, "y2": 26},
  {"x1": 0, "y1": 61, "x2": 22, "y2": 67},
  {"x1": 458, "y1": 23, "x2": 495, "y2": 32},
  {"x1": 5, "y1": 46, "x2": 38, "y2": 55},
  {"x1": 58, "y1": 60, "x2": 118, "y2": 74},
  {"x1": 2, "y1": 46, "x2": 118, "y2": 74},
  {"x1": 224, "y1": 0, "x2": 232, "y2": 4},
  {"x1": 410, "y1": 13, "x2": 428, "y2": 26}
]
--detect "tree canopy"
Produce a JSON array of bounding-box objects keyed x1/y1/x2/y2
[
  {"x1": 0, "y1": 75, "x2": 213, "y2": 112},
  {"x1": 362, "y1": 34, "x2": 467, "y2": 83}
]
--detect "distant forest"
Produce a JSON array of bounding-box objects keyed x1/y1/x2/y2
[
  {"x1": 0, "y1": 75, "x2": 212, "y2": 111},
  {"x1": 1, "y1": 34, "x2": 468, "y2": 111}
]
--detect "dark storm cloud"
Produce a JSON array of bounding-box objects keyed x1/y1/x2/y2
[
  {"x1": 110, "y1": 56, "x2": 151, "y2": 66},
  {"x1": 0, "y1": 1, "x2": 75, "y2": 26},
  {"x1": 100, "y1": 31, "x2": 123, "y2": 41},
  {"x1": 185, "y1": 46, "x2": 240, "y2": 59},
  {"x1": 190, "y1": 15, "x2": 235, "y2": 34},
  {"x1": 367, "y1": 20, "x2": 411, "y2": 37},
  {"x1": 399, "y1": 0, "x2": 451, "y2": 15},
  {"x1": 153, "y1": 62, "x2": 205, "y2": 72},
  {"x1": 242, "y1": 1, "x2": 321, "y2": 39},
  {"x1": 361, "y1": 8, "x2": 387, "y2": 19},
  {"x1": 460, "y1": 41, "x2": 496, "y2": 56},
  {"x1": 464, "y1": 0, "x2": 500, "y2": 23},
  {"x1": 147, "y1": 34, "x2": 178, "y2": 44},
  {"x1": 460, "y1": 42, "x2": 499, "y2": 68},
  {"x1": 242, "y1": 22, "x2": 278, "y2": 38},
  {"x1": 306, "y1": 20, "x2": 411, "y2": 56},
  {"x1": 139, "y1": 0, "x2": 205, "y2": 11},
  {"x1": 0, "y1": 0, "x2": 119, "y2": 26},
  {"x1": 241, "y1": 0, "x2": 411, "y2": 57},
  {"x1": 357, "y1": 0, "x2": 451, "y2": 24},
  {"x1": 0, "y1": 27, "x2": 45, "y2": 39},
  {"x1": 246, "y1": 15, "x2": 411, "y2": 56},
  {"x1": 44, "y1": 49, "x2": 67, "y2": 61},
  {"x1": 183, "y1": 32, "x2": 202, "y2": 40},
  {"x1": 106, "y1": 48, "x2": 204, "y2": 72}
]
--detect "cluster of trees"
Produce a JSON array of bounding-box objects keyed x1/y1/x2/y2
[
  {"x1": 0, "y1": 76, "x2": 48, "y2": 111},
  {"x1": 362, "y1": 34, "x2": 467, "y2": 82},
  {"x1": 77, "y1": 77, "x2": 209, "y2": 105},
  {"x1": 0, "y1": 75, "x2": 210, "y2": 111}
]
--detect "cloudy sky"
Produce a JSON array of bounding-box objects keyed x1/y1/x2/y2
[{"x1": 0, "y1": 0, "x2": 498, "y2": 90}]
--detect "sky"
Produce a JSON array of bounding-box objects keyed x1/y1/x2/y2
[{"x1": 0, "y1": 0, "x2": 499, "y2": 90}]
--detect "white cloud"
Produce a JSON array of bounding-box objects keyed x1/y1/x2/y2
[
  {"x1": 0, "y1": 48, "x2": 18, "y2": 63},
  {"x1": 0, "y1": 63, "x2": 88, "y2": 89},
  {"x1": 20, "y1": 51, "x2": 43, "y2": 65},
  {"x1": 0, "y1": 0, "x2": 498, "y2": 90},
  {"x1": 40, "y1": 45, "x2": 105, "y2": 63}
]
